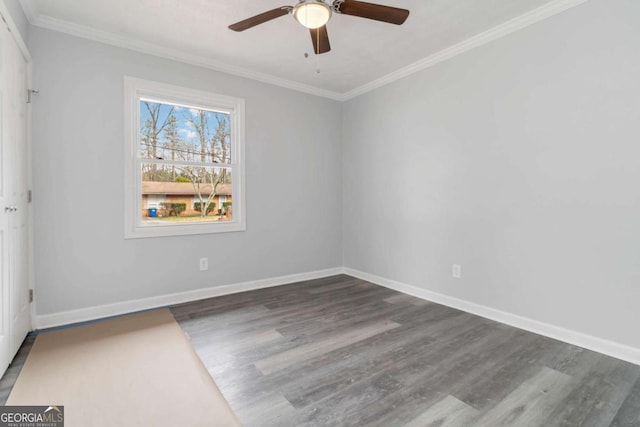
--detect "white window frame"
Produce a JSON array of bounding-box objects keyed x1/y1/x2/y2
[{"x1": 124, "y1": 76, "x2": 246, "y2": 238}]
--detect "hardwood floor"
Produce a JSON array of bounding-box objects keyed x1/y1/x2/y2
[
  {"x1": 2, "y1": 275, "x2": 640, "y2": 426},
  {"x1": 0, "y1": 334, "x2": 35, "y2": 405},
  {"x1": 172, "y1": 275, "x2": 640, "y2": 426}
]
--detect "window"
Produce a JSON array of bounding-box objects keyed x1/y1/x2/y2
[{"x1": 124, "y1": 77, "x2": 245, "y2": 238}]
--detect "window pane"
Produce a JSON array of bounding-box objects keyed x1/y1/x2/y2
[
  {"x1": 139, "y1": 100, "x2": 231, "y2": 164},
  {"x1": 141, "y1": 164, "x2": 233, "y2": 224}
]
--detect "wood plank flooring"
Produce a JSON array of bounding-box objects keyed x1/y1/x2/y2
[{"x1": 2, "y1": 274, "x2": 640, "y2": 426}]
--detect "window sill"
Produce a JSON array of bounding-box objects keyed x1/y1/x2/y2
[{"x1": 124, "y1": 220, "x2": 246, "y2": 239}]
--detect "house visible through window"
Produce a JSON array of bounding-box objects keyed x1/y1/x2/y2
[{"x1": 124, "y1": 77, "x2": 245, "y2": 238}]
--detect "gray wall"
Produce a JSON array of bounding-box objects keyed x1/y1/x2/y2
[
  {"x1": 27, "y1": 0, "x2": 640, "y2": 352},
  {"x1": 30, "y1": 27, "x2": 343, "y2": 315},
  {"x1": 343, "y1": 0, "x2": 640, "y2": 348},
  {"x1": 1, "y1": 0, "x2": 28, "y2": 44}
]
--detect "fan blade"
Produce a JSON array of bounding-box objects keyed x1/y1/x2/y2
[
  {"x1": 229, "y1": 7, "x2": 291, "y2": 32},
  {"x1": 336, "y1": 0, "x2": 409, "y2": 25},
  {"x1": 310, "y1": 25, "x2": 331, "y2": 54}
]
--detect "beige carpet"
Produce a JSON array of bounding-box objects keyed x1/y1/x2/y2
[{"x1": 7, "y1": 309, "x2": 240, "y2": 427}]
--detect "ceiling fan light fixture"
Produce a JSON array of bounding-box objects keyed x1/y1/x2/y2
[{"x1": 293, "y1": 1, "x2": 332, "y2": 29}]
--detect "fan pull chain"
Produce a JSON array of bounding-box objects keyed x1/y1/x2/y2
[{"x1": 316, "y1": 28, "x2": 321, "y2": 74}]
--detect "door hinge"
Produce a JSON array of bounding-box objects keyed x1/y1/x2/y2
[
  {"x1": 26, "y1": 90, "x2": 30, "y2": 104},
  {"x1": 0, "y1": 14, "x2": 10, "y2": 33},
  {"x1": 27, "y1": 190, "x2": 32, "y2": 203},
  {"x1": 29, "y1": 289, "x2": 34, "y2": 303},
  {"x1": 27, "y1": 89, "x2": 39, "y2": 104}
]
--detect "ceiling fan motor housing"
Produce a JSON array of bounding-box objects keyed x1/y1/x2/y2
[{"x1": 332, "y1": 0, "x2": 345, "y2": 13}]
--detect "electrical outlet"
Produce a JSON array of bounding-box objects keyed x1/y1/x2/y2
[
  {"x1": 452, "y1": 264, "x2": 461, "y2": 279},
  {"x1": 199, "y1": 257, "x2": 208, "y2": 271}
]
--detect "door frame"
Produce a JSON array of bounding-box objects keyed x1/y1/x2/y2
[{"x1": 0, "y1": 3, "x2": 36, "y2": 331}]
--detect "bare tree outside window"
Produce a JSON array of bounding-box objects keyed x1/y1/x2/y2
[{"x1": 139, "y1": 100, "x2": 232, "y2": 224}]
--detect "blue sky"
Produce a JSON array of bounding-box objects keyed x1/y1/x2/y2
[{"x1": 139, "y1": 100, "x2": 230, "y2": 156}]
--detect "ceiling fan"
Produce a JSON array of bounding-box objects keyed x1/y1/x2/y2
[{"x1": 228, "y1": 0, "x2": 410, "y2": 55}]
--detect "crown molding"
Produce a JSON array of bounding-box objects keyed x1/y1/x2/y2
[
  {"x1": 341, "y1": 0, "x2": 590, "y2": 100},
  {"x1": 20, "y1": 0, "x2": 589, "y2": 102},
  {"x1": 24, "y1": 12, "x2": 344, "y2": 101}
]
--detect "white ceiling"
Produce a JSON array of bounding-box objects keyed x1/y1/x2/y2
[{"x1": 20, "y1": 0, "x2": 578, "y2": 99}]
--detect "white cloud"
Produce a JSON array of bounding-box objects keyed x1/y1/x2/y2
[
  {"x1": 189, "y1": 108, "x2": 200, "y2": 117},
  {"x1": 179, "y1": 129, "x2": 198, "y2": 139}
]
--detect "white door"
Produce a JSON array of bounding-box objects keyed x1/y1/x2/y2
[
  {"x1": 0, "y1": 16, "x2": 10, "y2": 375},
  {"x1": 7, "y1": 20, "x2": 30, "y2": 359},
  {"x1": 0, "y1": 16, "x2": 31, "y2": 377}
]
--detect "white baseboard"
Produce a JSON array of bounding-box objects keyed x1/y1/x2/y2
[
  {"x1": 35, "y1": 267, "x2": 344, "y2": 329},
  {"x1": 35, "y1": 265, "x2": 640, "y2": 367},
  {"x1": 343, "y1": 267, "x2": 640, "y2": 367}
]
